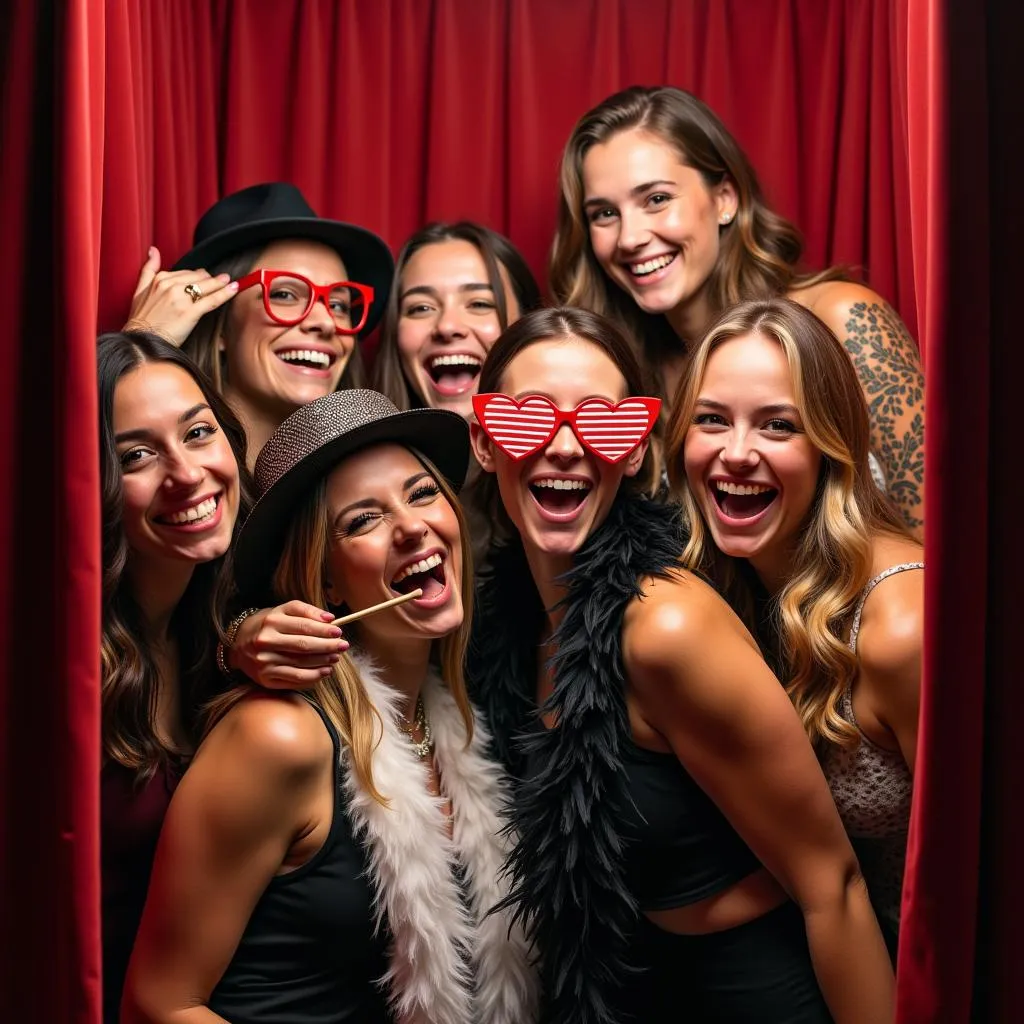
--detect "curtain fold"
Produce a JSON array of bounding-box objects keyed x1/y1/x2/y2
[{"x1": 0, "y1": 2, "x2": 105, "y2": 1022}]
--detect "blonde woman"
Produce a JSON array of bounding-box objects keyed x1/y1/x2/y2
[
  {"x1": 666, "y1": 297, "x2": 923, "y2": 954},
  {"x1": 123, "y1": 390, "x2": 537, "y2": 1024},
  {"x1": 551, "y1": 86, "x2": 925, "y2": 534}
]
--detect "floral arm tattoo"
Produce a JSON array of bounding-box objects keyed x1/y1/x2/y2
[{"x1": 841, "y1": 302, "x2": 925, "y2": 531}]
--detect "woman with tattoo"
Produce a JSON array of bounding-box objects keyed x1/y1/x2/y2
[
  {"x1": 469, "y1": 306, "x2": 894, "y2": 1023},
  {"x1": 551, "y1": 86, "x2": 925, "y2": 534},
  {"x1": 666, "y1": 297, "x2": 924, "y2": 957}
]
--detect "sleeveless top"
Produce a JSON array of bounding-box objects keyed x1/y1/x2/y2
[
  {"x1": 614, "y1": 738, "x2": 761, "y2": 910},
  {"x1": 521, "y1": 721, "x2": 761, "y2": 912},
  {"x1": 821, "y1": 562, "x2": 923, "y2": 934},
  {"x1": 208, "y1": 700, "x2": 391, "y2": 1024},
  {"x1": 101, "y1": 759, "x2": 183, "y2": 1024}
]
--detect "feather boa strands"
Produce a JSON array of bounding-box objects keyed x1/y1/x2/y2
[
  {"x1": 343, "y1": 653, "x2": 538, "y2": 1024},
  {"x1": 470, "y1": 494, "x2": 689, "y2": 1024}
]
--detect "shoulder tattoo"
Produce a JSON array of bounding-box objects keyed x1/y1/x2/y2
[{"x1": 841, "y1": 302, "x2": 925, "y2": 530}]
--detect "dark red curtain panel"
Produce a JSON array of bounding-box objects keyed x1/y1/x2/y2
[
  {"x1": 0, "y1": 1, "x2": 104, "y2": 1021},
  {"x1": 95, "y1": 0, "x2": 917, "y2": 341}
]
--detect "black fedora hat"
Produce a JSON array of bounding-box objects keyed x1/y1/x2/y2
[
  {"x1": 233, "y1": 389, "x2": 470, "y2": 599},
  {"x1": 171, "y1": 182, "x2": 394, "y2": 337}
]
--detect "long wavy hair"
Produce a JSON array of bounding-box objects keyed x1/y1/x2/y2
[
  {"x1": 182, "y1": 243, "x2": 367, "y2": 395},
  {"x1": 99, "y1": 330, "x2": 254, "y2": 777},
  {"x1": 665, "y1": 299, "x2": 910, "y2": 749},
  {"x1": 550, "y1": 86, "x2": 843, "y2": 364},
  {"x1": 372, "y1": 221, "x2": 543, "y2": 411},
  {"x1": 204, "y1": 450, "x2": 475, "y2": 804}
]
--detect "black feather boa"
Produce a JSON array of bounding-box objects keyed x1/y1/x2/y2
[{"x1": 468, "y1": 493, "x2": 689, "y2": 1024}]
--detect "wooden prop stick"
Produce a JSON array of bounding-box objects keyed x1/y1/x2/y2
[{"x1": 331, "y1": 589, "x2": 423, "y2": 626}]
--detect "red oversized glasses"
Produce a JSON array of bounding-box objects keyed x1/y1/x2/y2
[
  {"x1": 235, "y1": 269, "x2": 374, "y2": 335},
  {"x1": 472, "y1": 393, "x2": 661, "y2": 463}
]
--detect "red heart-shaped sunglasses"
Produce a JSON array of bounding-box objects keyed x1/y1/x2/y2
[{"x1": 472, "y1": 393, "x2": 661, "y2": 464}]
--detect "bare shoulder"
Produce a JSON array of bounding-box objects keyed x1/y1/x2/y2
[
  {"x1": 789, "y1": 280, "x2": 893, "y2": 335},
  {"x1": 623, "y1": 569, "x2": 759, "y2": 683},
  {"x1": 198, "y1": 691, "x2": 333, "y2": 781},
  {"x1": 856, "y1": 542, "x2": 925, "y2": 678}
]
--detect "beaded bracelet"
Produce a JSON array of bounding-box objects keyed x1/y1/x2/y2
[{"x1": 216, "y1": 607, "x2": 260, "y2": 677}]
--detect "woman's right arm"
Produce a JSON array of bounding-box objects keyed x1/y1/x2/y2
[
  {"x1": 121, "y1": 694, "x2": 330, "y2": 1024},
  {"x1": 625, "y1": 575, "x2": 894, "y2": 1023},
  {"x1": 226, "y1": 601, "x2": 349, "y2": 689},
  {"x1": 123, "y1": 247, "x2": 237, "y2": 346}
]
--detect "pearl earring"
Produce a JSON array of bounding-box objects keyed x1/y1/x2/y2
[{"x1": 720, "y1": 212, "x2": 734, "y2": 224}]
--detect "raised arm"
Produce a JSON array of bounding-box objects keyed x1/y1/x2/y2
[
  {"x1": 811, "y1": 281, "x2": 925, "y2": 537},
  {"x1": 121, "y1": 693, "x2": 330, "y2": 1024},
  {"x1": 624, "y1": 575, "x2": 894, "y2": 1024}
]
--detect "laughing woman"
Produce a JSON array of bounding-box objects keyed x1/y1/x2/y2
[
  {"x1": 468, "y1": 307, "x2": 893, "y2": 1023},
  {"x1": 371, "y1": 221, "x2": 542, "y2": 566},
  {"x1": 122, "y1": 390, "x2": 537, "y2": 1024},
  {"x1": 99, "y1": 331, "x2": 252, "y2": 1024},
  {"x1": 665, "y1": 298, "x2": 924, "y2": 954},
  {"x1": 551, "y1": 86, "x2": 925, "y2": 534},
  {"x1": 124, "y1": 182, "x2": 394, "y2": 466}
]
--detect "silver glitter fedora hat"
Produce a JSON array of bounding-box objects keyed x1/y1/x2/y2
[{"x1": 233, "y1": 389, "x2": 469, "y2": 598}]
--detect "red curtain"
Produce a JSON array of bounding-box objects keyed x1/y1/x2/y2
[
  {"x1": 94, "y1": 0, "x2": 916, "y2": 339},
  {"x1": 0, "y1": 0, "x2": 104, "y2": 1020},
  {"x1": 4, "y1": 1, "x2": 1013, "y2": 1022}
]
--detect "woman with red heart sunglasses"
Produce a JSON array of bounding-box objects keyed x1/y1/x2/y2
[{"x1": 468, "y1": 306, "x2": 893, "y2": 1023}]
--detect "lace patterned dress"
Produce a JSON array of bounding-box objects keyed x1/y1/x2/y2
[{"x1": 821, "y1": 562, "x2": 924, "y2": 939}]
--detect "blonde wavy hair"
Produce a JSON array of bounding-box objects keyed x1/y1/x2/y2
[
  {"x1": 550, "y1": 87, "x2": 842, "y2": 368},
  {"x1": 665, "y1": 298, "x2": 910, "y2": 749},
  {"x1": 205, "y1": 450, "x2": 474, "y2": 803}
]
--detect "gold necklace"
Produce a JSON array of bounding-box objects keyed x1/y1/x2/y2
[{"x1": 397, "y1": 695, "x2": 433, "y2": 759}]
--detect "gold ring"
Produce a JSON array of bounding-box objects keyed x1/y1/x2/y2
[{"x1": 184, "y1": 283, "x2": 203, "y2": 303}]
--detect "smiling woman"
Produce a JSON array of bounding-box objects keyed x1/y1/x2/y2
[
  {"x1": 122, "y1": 389, "x2": 538, "y2": 1024},
  {"x1": 123, "y1": 183, "x2": 395, "y2": 468},
  {"x1": 468, "y1": 306, "x2": 895, "y2": 1023},
  {"x1": 666, "y1": 298, "x2": 924, "y2": 952},
  {"x1": 97, "y1": 331, "x2": 254, "y2": 1024}
]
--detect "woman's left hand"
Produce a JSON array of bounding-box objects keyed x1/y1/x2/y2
[{"x1": 229, "y1": 602, "x2": 349, "y2": 690}]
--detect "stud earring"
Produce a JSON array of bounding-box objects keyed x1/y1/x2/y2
[{"x1": 720, "y1": 212, "x2": 734, "y2": 225}]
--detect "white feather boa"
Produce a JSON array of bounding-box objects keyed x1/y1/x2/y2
[{"x1": 342, "y1": 653, "x2": 538, "y2": 1024}]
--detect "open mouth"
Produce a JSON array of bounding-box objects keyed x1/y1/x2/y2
[
  {"x1": 629, "y1": 252, "x2": 677, "y2": 278},
  {"x1": 528, "y1": 477, "x2": 592, "y2": 516},
  {"x1": 425, "y1": 353, "x2": 483, "y2": 396},
  {"x1": 276, "y1": 348, "x2": 337, "y2": 372},
  {"x1": 153, "y1": 494, "x2": 221, "y2": 528},
  {"x1": 390, "y1": 551, "x2": 447, "y2": 601},
  {"x1": 711, "y1": 480, "x2": 778, "y2": 520}
]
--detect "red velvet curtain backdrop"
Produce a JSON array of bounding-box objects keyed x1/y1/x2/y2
[
  {"x1": 0, "y1": 0, "x2": 105, "y2": 1020},
  {"x1": 7, "y1": 1, "x2": 1015, "y2": 1022},
  {"x1": 94, "y1": 0, "x2": 917, "y2": 340}
]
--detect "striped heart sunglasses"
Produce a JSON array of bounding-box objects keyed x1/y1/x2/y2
[{"x1": 472, "y1": 393, "x2": 661, "y2": 464}]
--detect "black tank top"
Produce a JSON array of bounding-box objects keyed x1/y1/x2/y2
[
  {"x1": 208, "y1": 701, "x2": 391, "y2": 1023},
  {"x1": 617, "y1": 736, "x2": 761, "y2": 909}
]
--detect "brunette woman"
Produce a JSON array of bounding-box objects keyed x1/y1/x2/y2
[
  {"x1": 468, "y1": 307, "x2": 893, "y2": 1023},
  {"x1": 666, "y1": 297, "x2": 924, "y2": 955},
  {"x1": 124, "y1": 183, "x2": 394, "y2": 465},
  {"x1": 551, "y1": 86, "x2": 925, "y2": 534},
  {"x1": 122, "y1": 390, "x2": 537, "y2": 1024},
  {"x1": 371, "y1": 221, "x2": 542, "y2": 566},
  {"x1": 99, "y1": 331, "x2": 252, "y2": 1024}
]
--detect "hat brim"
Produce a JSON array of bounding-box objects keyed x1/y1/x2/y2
[
  {"x1": 233, "y1": 408, "x2": 470, "y2": 600},
  {"x1": 171, "y1": 217, "x2": 394, "y2": 337}
]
